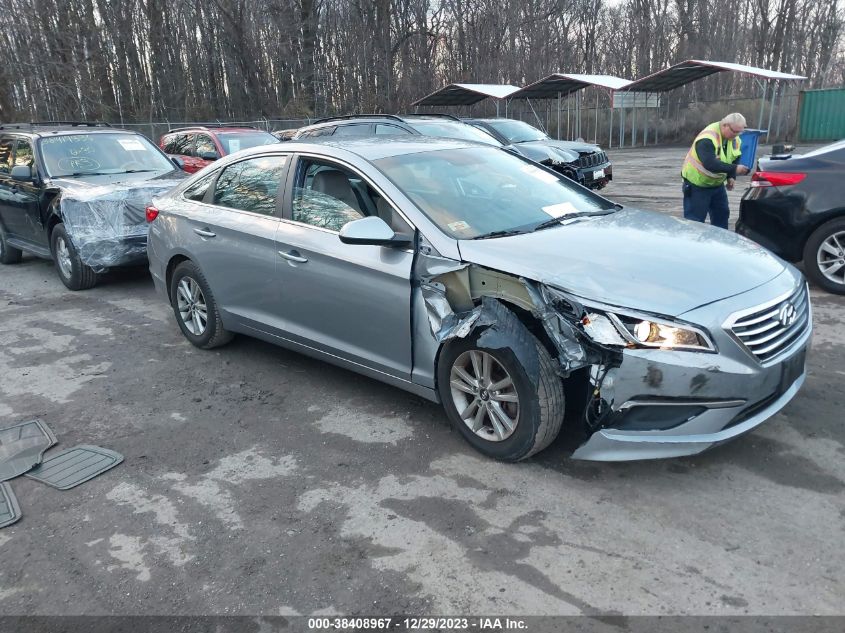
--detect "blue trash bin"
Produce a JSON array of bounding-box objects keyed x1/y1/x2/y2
[{"x1": 738, "y1": 129, "x2": 767, "y2": 169}]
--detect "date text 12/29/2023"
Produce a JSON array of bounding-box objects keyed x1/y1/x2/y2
[{"x1": 307, "y1": 617, "x2": 528, "y2": 631}]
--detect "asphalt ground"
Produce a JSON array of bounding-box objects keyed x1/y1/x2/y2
[{"x1": 0, "y1": 144, "x2": 843, "y2": 624}]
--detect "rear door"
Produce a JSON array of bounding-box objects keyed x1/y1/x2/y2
[
  {"x1": 0, "y1": 136, "x2": 43, "y2": 244},
  {"x1": 179, "y1": 153, "x2": 290, "y2": 329},
  {"x1": 273, "y1": 154, "x2": 414, "y2": 379}
]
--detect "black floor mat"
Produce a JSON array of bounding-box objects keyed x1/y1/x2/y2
[
  {"x1": 0, "y1": 482, "x2": 21, "y2": 528},
  {"x1": 0, "y1": 420, "x2": 57, "y2": 482},
  {"x1": 25, "y1": 445, "x2": 123, "y2": 490}
]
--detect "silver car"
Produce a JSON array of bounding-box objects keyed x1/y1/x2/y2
[{"x1": 147, "y1": 138, "x2": 811, "y2": 462}]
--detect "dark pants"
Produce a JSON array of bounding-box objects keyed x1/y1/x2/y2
[{"x1": 682, "y1": 180, "x2": 730, "y2": 229}]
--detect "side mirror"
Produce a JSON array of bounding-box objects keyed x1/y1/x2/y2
[
  {"x1": 198, "y1": 150, "x2": 219, "y2": 161},
  {"x1": 171, "y1": 156, "x2": 186, "y2": 170},
  {"x1": 339, "y1": 216, "x2": 412, "y2": 247},
  {"x1": 10, "y1": 165, "x2": 33, "y2": 181}
]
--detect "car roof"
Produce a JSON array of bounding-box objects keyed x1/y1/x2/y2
[
  {"x1": 236, "y1": 135, "x2": 484, "y2": 161},
  {"x1": 163, "y1": 126, "x2": 264, "y2": 135},
  {"x1": 0, "y1": 123, "x2": 138, "y2": 138}
]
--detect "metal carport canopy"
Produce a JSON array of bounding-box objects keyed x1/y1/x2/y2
[
  {"x1": 622, "y1": 59, "x2": 806, "y2": 93},
  {"x1": 507, "y1": 74, "x2": 632, "y2": 99},
  {"x1": 412, "y1": 83, "x2": 520, "y2": 107}
]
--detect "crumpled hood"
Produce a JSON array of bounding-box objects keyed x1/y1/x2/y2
[
  {"x1": 47, "y1": 168, "x2": 186, "y2": 194},
  {"x1": 508, "y1": 142, "x2": 581, "y2": 164},
  {"x1": 457, "y1": 208, "x2": 787, "y2": 315}
]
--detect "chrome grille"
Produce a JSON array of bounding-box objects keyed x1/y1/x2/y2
[
  {"x1": 576, "y1": 151, "x2": 608, "y2": 169},
  {"x1": 727, "y1": 284, "x2": 810, "y2": 363}
]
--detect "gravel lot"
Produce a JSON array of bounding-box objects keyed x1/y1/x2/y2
[{"x1": 0, "y1": 144, "x2": 843, "y2": 622}]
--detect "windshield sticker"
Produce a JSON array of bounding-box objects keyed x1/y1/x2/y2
[
  {"x1": 542, "y1": 202, "x2": 579, "y2": 218},
  {"x1": 117, "y1": 138, "x2": 147, "y2": 151},
  {"x1": 520, "y1": 164, "x2": 559, "y2": 184},
  {"x1": 447, "y1": 220, "x2": 471, "y2": 233},
  {"x1": 228, "y1": 139, "x2": 241, "y2": 153},
  {"x1": 57, "y1": 157, "x2": 101, "y2": 172}
]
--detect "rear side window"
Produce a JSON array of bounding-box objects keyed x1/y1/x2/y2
[
  {"x1": 164, "y1": 134, "x2": 192, "y2": 155},
  {"x1": 212, "y1": 155, "x2": 288, "y2": 215},
  {"x1": 375, "y1": 124, "x2": 412, "y2": 136},
  {"x1": 0, "y1": 138, "x2": 13, "y2": 173},
  {"x1": 183, "y1": 173, "x2": 215, "y2": 202}
]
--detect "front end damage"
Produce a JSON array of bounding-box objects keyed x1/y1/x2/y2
[{"x1": 416, "y1": 247, "x2": 811, "y2": 462}]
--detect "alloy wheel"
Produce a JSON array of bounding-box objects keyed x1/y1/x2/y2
[
  {"x1": 55, "y1": 236, "x2": 73, "y2": 279},
  {"x1": 817, "y1": 230, "x2": 845, "y2": 286},
  {"x1": 449, "y1": 350, "x2": 520, "y2": 442},
  {"x1": 176, "y1": 277, "x2": 208, "y2": 335}
]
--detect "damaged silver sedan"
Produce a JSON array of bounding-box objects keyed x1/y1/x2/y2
[{"x1": 147, "y1": 138, "x2": 811, "y2": 461}]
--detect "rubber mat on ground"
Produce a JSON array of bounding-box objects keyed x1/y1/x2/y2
[
  {"x1": 25, "y1": 445, "x2": 123, "y2": 490},
  {"x1": 0, "y1": 482, "x2": 21, "y2": 528},
  {"x1": 0, "y1": 420, "x2": 57, "y2": 482}
]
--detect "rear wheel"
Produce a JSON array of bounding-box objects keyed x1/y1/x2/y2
[
  {"x1": 437, "y1": 302, "x2": 565, "y2": 461},
  {"x1": 169, "y1": 260, "x2": 233, "y2": 349},
  {"x1": 50, "y1": 224, "x2": 97, "y2": 290},
  {"x1": 0, "y1": 226, "x2": 23, "y2": 264},
  {"x1": 803, "y1": 217, "x2": 845, "y2": 295}
]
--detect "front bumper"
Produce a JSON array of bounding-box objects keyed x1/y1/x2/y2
[
  {"x1": 578, "y1": 162, "x2": 612, "y2": 189},
  {"x1": 572, "y1": 269, "x2": 811, "y2": 461}
]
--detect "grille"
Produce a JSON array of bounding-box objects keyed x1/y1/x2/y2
[
  {"x1": 727, "y1": 284, "x2": 810, "y2": 363},
  {"x1": 576, "y1": 151, "x2": 608, "y2": 169}
]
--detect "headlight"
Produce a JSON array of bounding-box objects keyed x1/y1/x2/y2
[{"x1": 541, "y1": 286, "x2": 715, "y2": 352}]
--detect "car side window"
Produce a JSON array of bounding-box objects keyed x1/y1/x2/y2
[
  {"x1": 183, "y1": 172, "x2": 215, "y2": 202},
  {"x1": 195, "y1": 135, "x2": 217, "y2": 158},
  {"x1": 0, "y1": 138, "x2": 13, "y2": 174},
  {"x1": 307, "y1": 127, "x2": 335, "y2": 138},
  {"x1": 14, "y1": 139, "x2": 34, "y2": 167},
  {"x1": 375, "y1": 124, "x2": 412, "y2": 136},
  {"x1": 212, "y1": 155, "x2": 287, "y2": 215},
  {"x1": 332, "y1": 124, "x2": 371, "y2": 137},
  {"x1": 291, "y1": 158, "x2": 411, "y2": 234}
]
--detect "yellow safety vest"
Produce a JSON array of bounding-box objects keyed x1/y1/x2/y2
[{"x1": 682, "y1": 122, "x2": 743, "y2": 187}]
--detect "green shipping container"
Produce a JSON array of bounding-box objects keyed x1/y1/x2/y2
[{"x1": 798, "y1": 88, "x2": 845, "y2": 141}]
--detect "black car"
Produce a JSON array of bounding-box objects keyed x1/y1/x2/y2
[
  {"x1": 0, "y1": 122, "x2": 184, "y2": 290},
  {"x1": 292, "y1": 113, "x2": 503, "y2": 146},
  {"x1": 464, "y1": 118, "x2": 612, "y2": 190},
  {"x1": 737, "y1": 140, "x2": 845, "y2": 294}
]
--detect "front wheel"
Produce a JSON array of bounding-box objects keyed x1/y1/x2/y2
[
  {"x1": 50, "y1": 224, "x2": 97, "y2": 290},
  {"x1": 803, "y1": 217, "x2": 845, "y2": 295},
  {"x1": 437, "y1": 302, "x2": 565, "y2": 461},
  {"x1": 169, "y1": 260, "x2": 233, "y2": 349}
]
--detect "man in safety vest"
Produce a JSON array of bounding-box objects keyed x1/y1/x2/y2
[{"x1": 681, "y1": 113, "x2": 751, "y2": 229}]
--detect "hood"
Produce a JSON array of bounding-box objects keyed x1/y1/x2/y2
[
  {"x1": 508, "y1": 142, "x2": 580, "y2": 164},
  {"x1": 47, "y1": 168, "x2": 186, "y2": 193},
  {"x1": 516, "y1": 138, "x2": 601, "y2": 154},
  {"x1": 457, "y1": 208, "x2": 787, "y2": 315}
]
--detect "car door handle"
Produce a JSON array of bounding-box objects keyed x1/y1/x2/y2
[
  {"x1": 193, "y1": 228, "x2": 216, "y2": 238},
  {"x1": 278, "y1": 250, "x2": 308, "y2": 263}
]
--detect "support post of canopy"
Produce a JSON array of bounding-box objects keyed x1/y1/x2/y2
[{"x1": 766, "y1": 82, "x2": 778, "y2": 143}]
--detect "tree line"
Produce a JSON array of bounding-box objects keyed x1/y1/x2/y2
[{"x1": 0, "y1": 0, "x2": 842, "y2": 124}]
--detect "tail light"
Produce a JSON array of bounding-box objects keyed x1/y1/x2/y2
[
  {"x1": 750, "y1": 171, "x2": 806, "y2": 188},
  {"x1": 145, "y1": 205, "x2": 159, "y2": 222}
]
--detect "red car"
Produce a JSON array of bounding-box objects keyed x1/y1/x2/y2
[{"x1": 159, "y1": 126, "x2": 278, "y2": 173}]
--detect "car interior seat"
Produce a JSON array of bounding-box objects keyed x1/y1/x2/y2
[{"x1": 311, "y1": 169, "x2": 362, "y2": 214}]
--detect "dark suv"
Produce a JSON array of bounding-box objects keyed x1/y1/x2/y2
[
  {"x1": 464, "y1": 118, "x2": 612, "y2": 190},
  {"x1": 160, "y1": 126, "x2": 278, "y2": 173},
  {"x1": 0, "y1": 122, "x2": 184, "y2": 290},
  {"x1": 292, "y1": 114, "x2": 502, "y2": 145}
]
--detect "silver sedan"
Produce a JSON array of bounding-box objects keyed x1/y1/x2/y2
[{"x1": 146, "y1": 137, "x2": 811, "y2": 461}]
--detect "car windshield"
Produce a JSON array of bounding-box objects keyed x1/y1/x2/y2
[
  {"x1": 40, "y1": 133, "x2": 174, "y2": 177},
  {"x1": 407, "y1": 121, "x2": 503, "y2": 146},
  {"x1": 374, "y1": 147, "x2": 615, "y2": 239},
  {"x1": 486, "y1": 120, "x2": 550, "y2": 143},
  {"x1": 216, "y1": 131, "x2": 278, "y2": 155}
]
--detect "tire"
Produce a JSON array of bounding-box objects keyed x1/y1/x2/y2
[
  {"x1": 803, "y1": 217, "x2": 845, "y2": 295},
  {"x1": 0, "y1": 225, "x2": 23, "y2": 265},
  {"x1": 436, "y1": 301, "x2": 565, "y2": 461},
  {"x1": 169, "y1": 260, "x2": 233, "y2": 349},
  {"x1": 50, "y1": 223, "x2": 97, "y2": 290}
]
